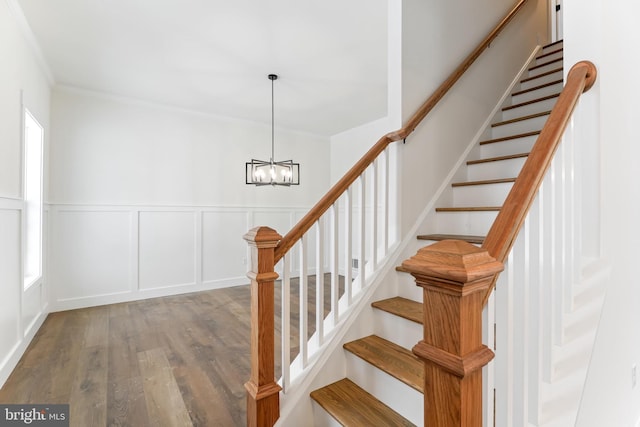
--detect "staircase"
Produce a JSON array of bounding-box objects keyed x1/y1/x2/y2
[{"x1": 309, "y1": 41, "x2": 604, "y2": 427}]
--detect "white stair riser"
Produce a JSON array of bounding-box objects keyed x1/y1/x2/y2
[
  {"x1": 311, "y1": 402, "x2": 343, "y2": 427},
  {"x1": 480, "y1": 135, "x2": 537, "y2": 158},
  {"x1": 541, "y1": 42, "x2": 563, "y2": 54},
  {"x1": 502, "y1": 97, "x2": 558, "y2": 121},
  {"x1": 397, "y1": 272, "x2": 425, "y2": 302},
  {"x1": 453, "y1": 182, "x2": 513, "y2": 206},
  {"x1": 512, "y1": 82, "x2": 563, "y2": 104},
  {"x1": 373, "y1": 309, "x2": 423, "y2": 350},
  {"x1": 467, "y1": 157, "x2": 527, "y2": 181},
  {"x1": 434, "y1": 211, "x2": 498, "y2": 236},
  {"x1": 520, "y1": 70, "x2": 563, "y2": 91},
  {"x1": 491, "y1": 115, "x2": 549, "y2": 139},
  {"x1": 535, "y1": 50, "x2": 563, "y2": 65},
  {"x1": 345, "y1": 352, "x2": 423, "y2": 426},
  {"x1": 528, "y1": 60, "x2": 563, "y2": 78}
]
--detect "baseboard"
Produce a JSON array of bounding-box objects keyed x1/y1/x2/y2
[
  {"x1": 0, "y1": 308, "x2": 48, "y2": 388},
  {"x1": 51, "y1": 276, "x2": 248, "y2": 312}
]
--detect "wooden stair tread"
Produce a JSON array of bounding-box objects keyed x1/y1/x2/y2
[
  {"x1": 529, "y1": 57, "x2": 563, "y2": 71},
  {"x1": 512, "y1": 80, "x2": 563, "y2": 97},
  {"x1": 479, "y1": 130, "x2": 540, "y2": 145},
  {"x1": 492, "y1": 110, "x2": 551, "y2": 127},
  {"x1": 452, "y1": 177, "x2": 515, "y2": 187},
  {"x1": 344, "y1": 335, "x2": 424, "y2": 393},
  {"x1": 372, "y1": 297, "x2": 423, "y2": 324},
  {"x1": 467, "y1": 152, "x2": 529, "y2": 165},
  {"x1": 435, "y1": 206, "x2": 501, "y2": 212},
  {"x1": 542, "y1": 39, "x2": 563, "y2": 49},
  {"x1": 503, "y1": 93, "x2": 560, "y2": 111},
  {"x1": 310, "y1": 378, "x2": 416, "y2": 427},
  {"x1": 417, "y1": 234, "x2": 485, "y2": 244},
  {"x1": 521, "y1": 67, "x2": 563, "y2": 83},
  {"x1": 536, "y1": 47, "x2": 563, "y2": 61}
]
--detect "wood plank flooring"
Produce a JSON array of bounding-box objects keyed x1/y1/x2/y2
[{"x1": 0, "y1": 274, "x2": 343, "y2": 426}]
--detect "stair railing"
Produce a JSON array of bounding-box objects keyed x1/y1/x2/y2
[
  {"x1": 243, "y1": 0, "x2": 533, "y2": 425},
  {"x1": 402, "y1": 60, "x2": 597, "y2": 426}
]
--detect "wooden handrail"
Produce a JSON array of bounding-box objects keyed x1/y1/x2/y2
[
  {"x1": 401, "y1": 61, "x2": 597, "y2": 427},
  {"x1": 481, "y1": 60, "x2": 597, "y2": 301},
  {"x1": 274, "y1": 0, "x2": 532, "y2": 263}
]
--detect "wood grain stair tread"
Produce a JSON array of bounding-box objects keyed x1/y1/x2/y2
[
  {"x1": 452, "y1": 177, "x2": 516, "y2": 187},
  {"x1": 521, "y1": 67, "x2": 563, "y2": 83},
  {"x1": 310, "y1": 378, "x2": 416, "y2": 427},
  {"x1": 372, "y1": 297, "x2": 423, "y2": 324},
  {"x1": 467, "y1": 152, "x2": 529, "y2": 165},
  {"x1": 542, "y1": 39, "x2": 563, "y2": 49},
  {"x1": 479, "y1": 130, "x2": 540, "y2": 145},
  {"x1": 435, "y1": 206, "x2": 501, "y2": 212},
  {"x1": 503, "y1": 93, "x2": 560, "y2": 111},
  {"x1": 417, "y1": 233, "x2": 485, "y2": 244},
  {"x1": 512, "y1": 79, "x2": 563, "y2": 97},
  {"x1": 529, "y1": 57, "x2": 563, "y2": 71},
  {"x1": 343, "y1": 335, "x2": 424, "y2": 393},
  {"x1": 536, "y1": 47, "x2": 563, "y2": 61},
  {"x1": 492, "y1": 110, "x2": 551, "y2": 127}
]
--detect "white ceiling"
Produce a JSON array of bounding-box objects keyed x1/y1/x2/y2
[{"x1": 16, "y1": 0, "x2": 389, "y2": 136}]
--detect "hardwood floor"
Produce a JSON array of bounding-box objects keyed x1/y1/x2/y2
[{"x1": 0, "y1": 274, "x2": 342, "y2": 426}]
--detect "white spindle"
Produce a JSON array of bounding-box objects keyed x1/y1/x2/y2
[
  {"x1": 330, "y1": 203, "x2": 340, "y2": 326},
  {"x1": 299, "y1": 234, "x2": 308, "y2": 367},
  {"x1": 358, "y1": 175, "x2": 366, "y2": 288},
  {"x1": 371, "y1": 161, "x2": 378, "y2": 268},
  {"x1": 383, "y1": 147, "x2": 390, "y2": 255},
  {"x1": 281, "y1": 254, "x2": 291, "y2": 391},
  {"x1": 315, "y1": 218, "x2": 324, "y2": 346},
  {"x1": 344, "y1": 188, "x2": 353, "y2": 304}
]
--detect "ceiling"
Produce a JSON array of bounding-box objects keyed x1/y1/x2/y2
[{"x1": 16, "y1": 0, "x2": 389, "y2": 136}]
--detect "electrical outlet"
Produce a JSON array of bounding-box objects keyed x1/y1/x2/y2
[{"x1": 632, "y1": 364, "x2": 637, "y2": 389}]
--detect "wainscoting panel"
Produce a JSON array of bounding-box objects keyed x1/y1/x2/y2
[
  {"x1": 138, "y1": 210, "x2": 197, "y2": 290},
  {"x1": 0, "y1": 208, "x2": 21, "y2": 362},
  {"x1": 50, "y1": 205, "x2": 310, "y2": 310},
  {"x1": 201, "y1": 210, "x2": 248, "y2": 284},
  {"x1": 53, "y1": 209, "x2": 132, "y2": 301}
]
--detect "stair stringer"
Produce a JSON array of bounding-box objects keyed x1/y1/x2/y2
[{"x1": 275, "y1": 48, "x2": 542, "y2": 427}]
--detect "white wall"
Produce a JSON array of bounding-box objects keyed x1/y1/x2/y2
[
  {"x1": 565, "y1": 0, "x2": 640, "y2": 425},
  {"x1": 0, "y1": 0, "x2": 51, "y2": 387},
  {"x1": 49, "y1": 88, "x2": 331, "y2": 310},
  {"x1": 398, "y1": 0, "x2": 548, "y2": 235}
]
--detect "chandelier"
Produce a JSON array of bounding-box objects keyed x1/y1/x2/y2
[{"x1": 245, "y1": 74, "x2": 300, "y2": 186}]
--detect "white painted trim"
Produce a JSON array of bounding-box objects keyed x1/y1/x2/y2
[
  {"x1": 0, "y1": 197, "x2": 23, "y2": 210},
  {"x1": 48, "y1": 203, "x2": 312, "y2": 311},
  {"x1": 48, "y1": 202, "x2": 313, "y2": 211},
  {"x1": 53, "y1": 276, "x2": 249, "y2": 312},
  {"x1": 0, "y1": 308, "x2": 47, "y2": 388}
]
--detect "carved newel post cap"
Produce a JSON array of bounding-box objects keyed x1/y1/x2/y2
[
  {"x1": 243, "y1": 226, "x2": 282, "y2": 247},
  {"x1": 401, "y1": 240, "x2": 503, "y2": 284}
]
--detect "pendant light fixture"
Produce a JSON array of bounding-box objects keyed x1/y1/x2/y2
[{"x1": 245, "y1": 74, "x2": 300, "y2": 186}]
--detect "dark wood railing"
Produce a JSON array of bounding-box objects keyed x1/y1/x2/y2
[
  {"x1": 274, "y1": 0, "x2": 532, "y2": 263},
  {"x1": 402, "y1": 61, "x2": 598, "y2": 426},
  {"x1": 245, "y1": 0, "x2": 536, "y2": 425}
]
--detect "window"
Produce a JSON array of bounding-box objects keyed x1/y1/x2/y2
[{"x1": 23, "y1": 109, "x2": 44, "y2": 289}]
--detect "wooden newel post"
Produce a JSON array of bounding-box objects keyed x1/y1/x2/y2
[
  {"x1": 401, "y1": 240, "x2": 503, "y2": 427},
  {"x1": 244, "y1": 226, "x2": 283, "y2": 427}
]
